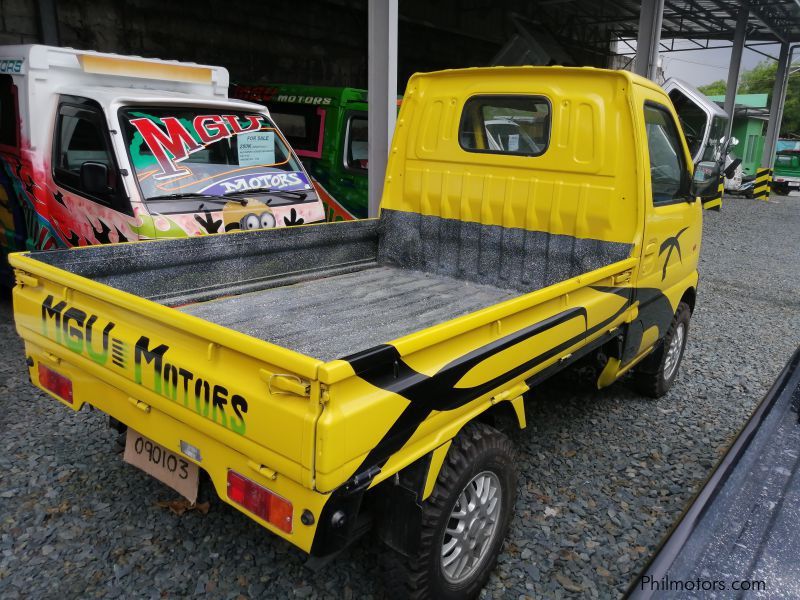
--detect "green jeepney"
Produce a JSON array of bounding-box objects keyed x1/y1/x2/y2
[{"x1": 230, "y1": 84, "x2": 369, "y2": 220}]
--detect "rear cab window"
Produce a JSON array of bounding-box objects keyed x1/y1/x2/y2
[
  {"x1": 459, "y1": 95, "x2": 550, "y2": 156},
  {"x1": 643, "y1": 103, "x2": 690, "y2": 205}
]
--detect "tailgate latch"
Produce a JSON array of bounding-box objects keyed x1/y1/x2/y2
[
  {"x1": 264, "y1": 372, "x2": 311, "y2": 397},
  {"x1": 612, "y1": 269, "x2": 633, "y2": 285}
]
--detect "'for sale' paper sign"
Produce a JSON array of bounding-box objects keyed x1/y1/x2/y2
[{"x1": 238, "y1": 132, "x2": 275, "y2": 166}]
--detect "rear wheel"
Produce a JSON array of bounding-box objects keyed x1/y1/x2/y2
[
  {"x1": 633, "y1": 301, "x2": 691, "y2": 398},
  {"x1": 384, "y1": 422, "x2": 517, "y2": 599}
]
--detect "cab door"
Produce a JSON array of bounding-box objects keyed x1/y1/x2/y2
[
  {"x1": 49, "y1": 96, "x2": 136, "y2": 246},
  {"x1": 625, "y1": 95, "x2": 701, "y2": 364}
]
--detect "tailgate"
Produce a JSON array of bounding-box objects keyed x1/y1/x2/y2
[{"x1": 11, "y1": 252, "x2": 324, "y2": 489}]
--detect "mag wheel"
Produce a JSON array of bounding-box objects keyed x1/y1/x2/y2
[{"x1": 383, "y1": 422, "x2": 517, "y2": 600}]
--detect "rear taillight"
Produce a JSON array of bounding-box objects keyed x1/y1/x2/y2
[
  {"x1": 38, "y1": 364, "x2": 73, "y2": 404},
  {"x1": 227, "y1": 470, "x2": 293, "y2": 533}
]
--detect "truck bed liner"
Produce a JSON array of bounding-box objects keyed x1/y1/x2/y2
[{"x1": 177, "y1": 265, "x2": 517, "y2": 361}]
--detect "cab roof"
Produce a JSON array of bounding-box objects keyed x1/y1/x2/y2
[{"x1": 0, "y1": 44, "x2": 229, "y2": 98}]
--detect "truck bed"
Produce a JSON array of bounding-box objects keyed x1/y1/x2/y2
[
  {"x1": 28, "y1": 209, "x2": 632, "y2": 362},
  {"x1": 178, "y1": 265, "x2": 516, "y2": 361},
  {"x1": 627, "y1": 346, "x2": 800, "y2": 599}
]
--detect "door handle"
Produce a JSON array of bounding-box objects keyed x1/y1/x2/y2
[{"x1": 644, "y1": 242, "x2": 657, "y2": 256}]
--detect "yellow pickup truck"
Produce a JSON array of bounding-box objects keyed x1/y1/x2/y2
[{"x1": 11, "y1": 67, "x2": 719, "y2": 598}]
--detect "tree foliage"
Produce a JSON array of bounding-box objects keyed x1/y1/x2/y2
[{"x1": 697, "y1": 61, "x2": 800, "y2": 136}]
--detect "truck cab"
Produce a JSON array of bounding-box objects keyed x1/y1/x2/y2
[
  {"x1": 230, "y1": 84, "x2": 374, "y2": 221},
  {"x1": 0, "y1": 45, "x2": 325, "y2": 285},
  {"x1": 663, "y1": 78, "x2": 729, "y2": 209},
  {"x1": 772, "y1": 140, "x2": 800, "y2": 195}
]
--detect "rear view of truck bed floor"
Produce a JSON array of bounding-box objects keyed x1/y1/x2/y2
[{"x1": 177, "y1": 265, "x2": 518, "y2": 361}]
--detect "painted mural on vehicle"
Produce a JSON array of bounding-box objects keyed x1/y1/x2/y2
[{"x1": 0, "y1": 46, "x2": 326, "y2": 285}]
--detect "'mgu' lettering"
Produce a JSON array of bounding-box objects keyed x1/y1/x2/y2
[{"x1": 129, "y1": 114, "x2": 268, "y2": 180}]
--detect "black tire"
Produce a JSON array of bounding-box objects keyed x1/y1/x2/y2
[
  {"x1": 633, "y1": 301, "x2": 691, "y2": 398},
  {"x1": 383, "y1": 422, "x2": 517, "y2": 600}
]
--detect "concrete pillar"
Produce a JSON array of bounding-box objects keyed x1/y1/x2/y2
[
  {"x1": 634, "y1": 0, "x2": 665, "y2": 80},
  {"x1": 367, "y1": 0, "x2": 398, "y2": 218},
  {"x1": 723, "y1": 4, "x2": 748, "y2": 144},
  {"x1": 755, "y1": 42, "x2": 791, "y2": 200}
]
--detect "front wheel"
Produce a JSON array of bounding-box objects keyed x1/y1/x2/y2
[
  {"x1": 633, "y1": 301, "x2": 691, "y2": 398},
  {"x1": 384, "y1": 422, "x2": 517, "y2": 599}
]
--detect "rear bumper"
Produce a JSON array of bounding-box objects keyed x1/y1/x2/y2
[{"x1": 23, "y1": 338, "x2": 329, "y2": 554}]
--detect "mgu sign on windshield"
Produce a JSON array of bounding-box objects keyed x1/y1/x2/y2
[{"x1": 129, "y1": 114, "x2": 270, "y2": 180}]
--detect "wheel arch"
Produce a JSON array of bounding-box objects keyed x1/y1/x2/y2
[{"x1": 680, "y1": 286, "x2": 697, "y2": 313}]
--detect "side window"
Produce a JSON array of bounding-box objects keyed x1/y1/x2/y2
[
  {"x1": 643, "y1": 103, "x2": 689, "y2": 205},
  {"x1": 459, "y1": 95, "x2": 550, "y2": 156},
  {"x1": 53, "y1": 102, "x2": 119, "y2": 207},
  {"x1": 269, "y1": 102, "x2": 324, "y2": 156},
  {"x1": 0, "y1": 74, "x2": 19, "y2": 148},
  {"x1": 345, "y1": 115, "x2": 368, "y2": 171}
]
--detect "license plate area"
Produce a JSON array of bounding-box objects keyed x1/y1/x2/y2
[{"x1": 123, "y1": 429, "x2": 199, "y2": 503}]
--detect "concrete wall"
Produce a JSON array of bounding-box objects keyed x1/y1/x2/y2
[{"x1": 0, "y1": 0, "x2": 509, "y2": 92}]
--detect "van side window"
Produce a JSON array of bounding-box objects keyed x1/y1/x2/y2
[
  {"x1": 644, "y1": 103, "x2": 689, "y2": 205},
  {"x1": 345, "y1": 115, "x2": 368, "y2": 171},
  {"x1": 459, "y1": 95, "x2": 550, "y2": 156},
  {"x1": 53, "y1": 102, "x2": 117, "y2": 206}
]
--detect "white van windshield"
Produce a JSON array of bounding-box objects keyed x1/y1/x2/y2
[{"x1": 119, "y1": 107, "x2": 311, "y2": 200}]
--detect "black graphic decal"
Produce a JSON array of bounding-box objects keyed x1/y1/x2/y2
[
  {"x1": 91, "y1": 220, "x2": 112, "y2": 244},
  {"x1": 65, "y1": 230, "x2": 81, "y2": 246},
  {"x1": 593, "y1": 285, "x2": 676, "y2": 364},
  {"x1": 114, "y1": 227, "x2": 129, "y2": 243},
  {"x1": 195, "y1": 210, "x2": 223, "y2": 234},
  {"x1": 53, "y1": 190, "x2": 66, "y2": 206},
  {"x1": 224, "y1": 222, "x2": 240, "y2": 232},
  {"x1": 344, "y1": 307, "x2": 601, "y2": 476},
  {"x1": 283, "y1": 208, "x2": 304, "y2": 226},
  {"x1": 659, "y1": 227, "x2": 688, "y2": 281}
]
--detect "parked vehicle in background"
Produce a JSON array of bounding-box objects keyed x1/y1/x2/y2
[
  {"x1": 231, "y1": 83, "x2": 391, "y2": 221},
  {"x1": 0, "y1": 45, "x2": 324, "y2": 285},
  {"x1": 663, "y1": 78, "x2": 730, "y2": 209},
  {"x1": 12, "y1": 66, "x2": 721, "y2": 598},
  {"x1": 772, "y1": 143, "x2": 800, "y2": 195}
]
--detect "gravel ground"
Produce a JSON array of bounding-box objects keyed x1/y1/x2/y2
[{"x1": 1, "y1": 195, "x2": 799, "y2": 600}]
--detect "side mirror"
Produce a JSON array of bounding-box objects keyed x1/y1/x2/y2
[
  {"x1": 691, "y1": 160, "x2": 720, "y2": 198},
  {"x1": 729, "y1": 136, "x2": 739, "y2": 148},
  {"x1": 80, "y1": 161, "x2": 112, "y2": 196}
]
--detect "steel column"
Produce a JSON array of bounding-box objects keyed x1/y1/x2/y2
[
  {"x1": 367, "y1": 0, "x2": 398, "y2": 218},
  {"x1": 634, "y1": 0, "x2": 665, "y2": 80},
  {"x1": 723, "y1": 4, "x2": 749, "y2": 144},
  {"x1": 756, "y1": 42, "x2": 792, "y2": 199},
  {"x1": 36, "y1": 0, "x2": 59, "y2": 45}
]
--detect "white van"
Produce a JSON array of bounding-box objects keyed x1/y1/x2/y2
[{"x1": 0, "y1": 45, "x2": 325, "y2": 283}]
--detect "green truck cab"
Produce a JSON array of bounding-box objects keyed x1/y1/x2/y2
[
  {"x1": 231, "y1": 84, "x2": 370, "y2": 220},
  {"x1": 773, "y1": 139, "x2": 800, "y2": 195}
]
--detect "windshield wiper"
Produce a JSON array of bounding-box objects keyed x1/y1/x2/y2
[
  {"x1": 223, "y1": 187, "x2": 308, "y2": 200},
  {"x1": 146, "y1": 192, "x2": 246, "y2": 205}
]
